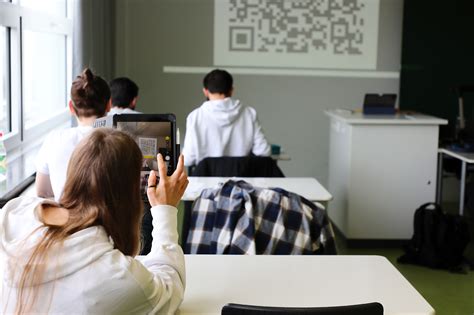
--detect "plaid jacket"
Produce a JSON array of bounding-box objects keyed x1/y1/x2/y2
[{"x1": 185, "y1": 180, "x2": 337, "y2": 255}]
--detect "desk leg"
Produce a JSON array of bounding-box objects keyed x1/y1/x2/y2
[
  {"x1": 460, "y1": 161, "x2": 466, "y2": 216},
  {"x1": 436, "y1": 152, "x2": 443, "y2": 204}
]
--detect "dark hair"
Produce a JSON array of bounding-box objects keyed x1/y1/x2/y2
[
  {"x1": 203, "y1": 69, "x2": 233, "y2": 97},
  {"x1": 70, "y1": 68, "x2": 110, "y2": 118},
  {"x1": 110, "y1": 77, "x2": 139, "y2": 108}
]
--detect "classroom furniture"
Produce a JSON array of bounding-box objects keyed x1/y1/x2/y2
[
  {"x1": 183, "y1": 177, "x2": 332, "y2": 203},
  {"x1": 178, "y1": 255, "x2": 434, "y2": 315},
  {"x1": 221, "y1": 302, "x2": 383, "y2": 315},
  {"x1": 325, "y1": 109, "x2": 447, "y2": 241},
  {"x1": 192, "y1": 156, "x2": 284, "y2": 177},
  {"x1": 436, "y1": 148, "x2": 474, "y2": 215}
]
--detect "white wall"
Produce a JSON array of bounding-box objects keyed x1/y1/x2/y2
[{"x1": 115, "y1": 0, "x2": 404, "y2": 184}]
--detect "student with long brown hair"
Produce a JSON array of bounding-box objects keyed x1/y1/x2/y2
[
  {"x1": 35, "y1": 68, "x2": 111, "y2": 201},
  {"x1": 0, "y1": 128, "x2": 188, "y2": 314}
]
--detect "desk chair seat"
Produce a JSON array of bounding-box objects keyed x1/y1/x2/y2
[{"x1": 221, "y1": 302, "x2": 384, "y2": 315}]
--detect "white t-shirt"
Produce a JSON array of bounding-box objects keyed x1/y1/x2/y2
[
  {"x1": 182, "y1": 97, "x2": 271, "y2": 166},
  {"x1": 107, "y1": 107, "x2": 141, "y2": 115},
  {"x1": 36, "y1": 126, "x2": 93, "y2": 201}
]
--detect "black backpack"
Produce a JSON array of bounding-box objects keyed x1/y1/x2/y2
[{"x1": 398, "y1": 202, "x2": 471, "y2": 272}]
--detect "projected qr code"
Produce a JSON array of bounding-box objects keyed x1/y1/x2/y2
[
  {"x1": 229, "y1": 0, "x2": 367, "y2": 55},
  {"x1": 214, "y1": 0, "x2": 379, "y2": 69},
  {"x1": 138, "y1": 137, "x2": 157, "y2": 158}
]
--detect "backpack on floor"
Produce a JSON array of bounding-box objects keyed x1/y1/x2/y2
[{"x1": 397, "y1": 202, "x2": 470, "y2": 272}]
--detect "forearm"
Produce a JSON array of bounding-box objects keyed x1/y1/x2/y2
[{"x1": 138, "y1": 205, "x2": 185, "y2": 312}]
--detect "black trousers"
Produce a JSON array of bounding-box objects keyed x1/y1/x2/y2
[{"x1": 140, "y1": 201, "x2": 153, "y2": 255}]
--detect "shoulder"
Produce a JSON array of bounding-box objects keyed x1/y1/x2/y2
[
  {"x1": 240, "y1": 104, "x2": 258, "y2": 120},
  {"x1": 1, "y1": 196, "x2": 45, "y2": 227},
  {"x1": 186, "y1": 106, "x2": 204, "y2": 123},
  {"x1": 2, "y1": 196, "x2": 44, "y2": 212}
]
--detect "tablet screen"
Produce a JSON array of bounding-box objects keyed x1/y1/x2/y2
[{"x1": 116, "y1": 121, "x2": 175, "y2": 194}]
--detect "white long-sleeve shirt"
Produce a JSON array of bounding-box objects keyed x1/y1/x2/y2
[
  {"x1": 0, "y1": 196, "x2": 185, "y2": 314},
  {"x1": 182, "y1": 98, "x2": 271, "y2": 166}
]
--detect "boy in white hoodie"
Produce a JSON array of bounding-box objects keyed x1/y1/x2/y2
[{"x1": 182, "y1": 69, "x2": 271, "y2": 167}]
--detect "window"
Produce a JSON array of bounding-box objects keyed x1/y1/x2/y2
[
  {"x1": 0, "y1": 27, "x2": 9, "y2": 133},
  {"x1": 23, "y1": 31, "x2": 66, "y2": 128},
  {"x1": 19, "y1": 0, "x2": 67, "y2": 17},
  {"x1": 0, "y1": 0, "x2": 72, "y2": 150}
]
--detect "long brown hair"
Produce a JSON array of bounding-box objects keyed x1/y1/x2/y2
[
  {"x1": 14, "y1": 128, "x2": 143, "y2": 314},
  {"x1": 70, "y1": 68, "x2": 110, "y2": 118}
]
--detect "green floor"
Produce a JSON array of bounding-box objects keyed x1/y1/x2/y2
[
  {"x1": 177, "y1": 202, "x2": 474, "y2": 315},
  {"x1": 339, "y1": 246, "x2": 474, "y2": 315}
]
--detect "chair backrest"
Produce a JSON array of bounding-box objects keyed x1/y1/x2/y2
[
  {"x1": 221, "y1": 302, "x2": 384, "y2": 315},
  {"x1": 192, "y1": 156, "x2": 284, "y2": 177}
]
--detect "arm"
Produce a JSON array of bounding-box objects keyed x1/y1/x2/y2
[
  {"x1": 35, "y1": 172, "x2": 55, "y2": 199},
  {"x1": 251, "y1": 111, "x2": 271, "y2": 156},
  {"x1": 35, "y1": 134, "x2": 55, "y2": 199},
  {"x1": 182, "y1": 116, "x2": 197, "y2": 167},
  {"x1": 135, "y1": 154, "x2": 188, "y2": 313}
]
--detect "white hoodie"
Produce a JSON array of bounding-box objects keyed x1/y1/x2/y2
[
  {"x1": 182, "y1": 98, "x2": 271, "y2": 166},
  {"x1": 0, "y1": 196, "x2": 185, "y2": 314}
]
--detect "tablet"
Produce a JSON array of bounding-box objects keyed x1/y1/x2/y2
[{"x1": 93, "y1": 114, "x2": 178, "y2": 195}]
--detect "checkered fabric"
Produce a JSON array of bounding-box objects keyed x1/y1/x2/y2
[{"x1": 185, "y1": 180, "x2": 337, "y2": 255}]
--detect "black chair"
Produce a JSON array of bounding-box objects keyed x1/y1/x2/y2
[
  {"x1": 221, "y1": 302, "x2": 384, "y2": 315},
  {"x1": 192, "y1": 156, "x2": 284, "y2": 177}
]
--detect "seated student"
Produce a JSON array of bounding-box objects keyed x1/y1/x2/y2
[
  {"x1": 108, "y1": 77, "x2": 141, "y2": 115},
  {"x1": 0, "y1": 128, "x2": 188, "y2": 314},
  {"x1": 182, "y1": 69, "x2": 271, "y2": 167},
  {"x1": 36, "y1": 68, "x2": 111, "y2": 200}
]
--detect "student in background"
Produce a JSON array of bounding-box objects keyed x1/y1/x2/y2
[
  {"x1": 0, "y1": 128, "x2": 188, "y2": 314},
  {"x1": 182, "y1": 69, "x2": 271, "y2": 167},
  {"x1": 36, "y1": 68, "x2": 111, "y2": 200},
  {"x1": 108, "y1": 77, "x2": 141, "y2": 115}
]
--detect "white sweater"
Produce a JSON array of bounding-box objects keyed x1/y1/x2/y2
[
  {"x1": 182, "y1": 98, "x2": 271, "y2": 166},
  {"x1": 0, "y1": 196, "x2": 185, "y2": 314}
]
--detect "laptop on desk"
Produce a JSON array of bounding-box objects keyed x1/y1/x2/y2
[{"x1": 363, "y1": 94, "x2": 397, "y2": 115}]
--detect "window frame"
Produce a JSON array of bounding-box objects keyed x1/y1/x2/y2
[{"x1": 0, "y1": 1, "x2": 73, "y2": 152}]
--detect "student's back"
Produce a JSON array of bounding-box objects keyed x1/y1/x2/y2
[
  {"x1": 182, "y1": 69, "x2": 271, "y2": 167},
  {"x1": 35, "y1": 68, "x2": 110, "y2": 200}
]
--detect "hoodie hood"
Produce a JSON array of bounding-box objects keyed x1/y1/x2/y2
[
  {"x1": 0, "y1": 196, "x2": 113, "y2": 287},
  {"x1": 201, "y1": 98, "x2": 242, "y2": 126}
]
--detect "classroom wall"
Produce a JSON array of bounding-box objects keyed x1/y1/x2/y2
[{"x1": 114, "y1": 0, "x2": 404, "y2": 183}]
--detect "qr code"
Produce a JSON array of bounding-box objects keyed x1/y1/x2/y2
[
  {"x1": 138, "y1": 137, "x2": 157, "y2": 159},
  {"x1": 214, "y1": 0, "x2": 379, "y2": 69},
  {"x1": 229, "y1": 0, "x2": 368, "y2": 55}
]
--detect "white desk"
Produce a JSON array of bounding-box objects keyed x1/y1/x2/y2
[
  {"x1": 178, "y1": 255, "x2": 434, "y2": 315},
  {"x1": 326, "y1": 109, "x2": 447, "y2": 240},
  {"x1": 437, "y1": 148, "x2": 474, "y2": 215},
  {"x1": 182, "y1": 177, "x2": 332, "y2": 203}
]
